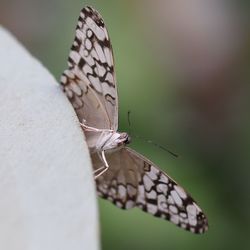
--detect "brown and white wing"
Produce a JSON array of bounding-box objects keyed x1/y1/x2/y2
[
  {"x1": 92, "y1": 148, "x2": 208, "y2": 234},
  {"x1": 61, "y1": 6, "x2": 118, "y2": 130}
]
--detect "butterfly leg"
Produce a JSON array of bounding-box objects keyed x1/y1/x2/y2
[
  {"x1": 80, "y1": 122, "x2": 113, "y2": 133},
  {"x1": 94, "y1": 150, "x2": 109, "y2": 179}
]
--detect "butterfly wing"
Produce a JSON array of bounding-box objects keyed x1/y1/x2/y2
[
  {"x1": 61, "y1": 6, "x2": 118, "y2": 130},
  {"x1": 92, "y1": 147, "x2": 208, "y2": 234},
  {"x1": 92, "y1": 149, "x2": 139, "y2": 209}
]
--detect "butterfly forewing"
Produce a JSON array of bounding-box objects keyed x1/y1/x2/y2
[
  {"x1": 61, "y1": 6, "x2": 118, "y2": 130},
  {"x1": 93, "y1": 148, "x2": 208, "y2": 233}
]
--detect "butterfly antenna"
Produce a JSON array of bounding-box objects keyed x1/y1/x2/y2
[
  {"x1": 127, "y1": 110, "x2": 132, "y2": 134},
  {"x1": 135, "y1": 136, "x2": 178, "y2": 158},
  {"x1": 127, "y1": 110, "x2": 178, "y2": 158}
]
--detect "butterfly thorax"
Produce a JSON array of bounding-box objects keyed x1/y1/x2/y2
[{"x1": 92, "y1": 130, "x2": 130, "y2": 152}]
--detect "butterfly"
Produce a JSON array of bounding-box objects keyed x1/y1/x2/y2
[{"x1": 60, "y1": 6, "x2": 208, "y2": 234}]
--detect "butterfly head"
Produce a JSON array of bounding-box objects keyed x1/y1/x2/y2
[{"x1": 118, "y1": 132, "x2": 131, "y2": 146}]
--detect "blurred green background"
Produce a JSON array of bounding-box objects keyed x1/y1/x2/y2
[{"x1": 1, "y1": 0, "x2": 249, "y2": 249}]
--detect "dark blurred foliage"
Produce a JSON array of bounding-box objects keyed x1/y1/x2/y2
[{"x1": 1, "y1": 0, "x2": 249, "y2": 249}]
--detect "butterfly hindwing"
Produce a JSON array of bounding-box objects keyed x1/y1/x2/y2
[
  {"x1": 92, "y1": 149, "x2": 138, "y2": 209},
  {"x1": 93, "y1": 147, "x2": 208, "y2": 234},
  {"x1": 61, "y1": 6, "x2": 118, "y2": 130}
]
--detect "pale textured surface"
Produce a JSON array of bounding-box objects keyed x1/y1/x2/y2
[{"x1": 0, "y1": 26, "x2": 99, "y2": 250}]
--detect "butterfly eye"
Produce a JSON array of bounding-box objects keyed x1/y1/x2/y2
[{"x1": 125, "y1": 135, "x2": 131, "y2": 144}]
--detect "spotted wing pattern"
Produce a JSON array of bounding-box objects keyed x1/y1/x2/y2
[
  {"x1": 61, "y1": 6, "x2": 118, "y2": 130},
  {"x1": 93, "y1": 148, "x2": 208, "y2": 234}
]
